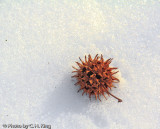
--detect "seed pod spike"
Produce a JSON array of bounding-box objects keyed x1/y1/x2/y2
[
  {"x1": 102, "y1": 93, "x2": 107, "y2": 100},
  {"x1": 79, "y1": 57, "x2": 85, "y2": 64},
  {"x1": 112, "y1": 71, "x2": 119, "y2": 75},
  {"x1": 72, "y1": 71, "x2": 78, "y2": 73},
  {"x1": 108, "y1": 58, "x2": 113, "y2": 65},
  {"x1": 72, "y1": 66, "x2": 78, "y2": 70},
  {"x1": 110, "y1": 67, "x2": 118, "y2": 71},
  {"x1": 82, "y1": 91, "x2": 85, "y2": 96},
  {"x1": 93, "y1": 54, "x2": 98, "y2": 61},
  {"x1": 89, "y1": 54, "x2": 93, "y2": 61},
  {"x1": 101, "y1": 54, "x2": 104, "y2": 63},
  {"x1": 76, "y1": 62, "x2": 83, "y2": 68},
  {"x1": 71, "y1": 75, "x2": 79, "y2": 78},
  {"x1": 94, "y1": 93, "x2": 97, "y2": 100},
  {"x1": 98, "y1": 93, "x2": 101, "y2": 101},
  {"x1": 85, "y1": 55, "x2": 87, "y2": 63},
  {"x1": 104, "y1": 58, "x2": 113, "y2": 65},
  {"x1": 74, "y1": 81, "x2": 80, "y2": 86},
  {"x1": 77, "y1": 86, "x2": 84, "y2": 92}
]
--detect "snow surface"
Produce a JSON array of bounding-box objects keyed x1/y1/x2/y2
[{"x1": 0, "y1": 0, "x2": 160, "y2": 129}]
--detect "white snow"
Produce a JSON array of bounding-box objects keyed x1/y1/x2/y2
[{"x1": 0, "y1": 0, "x2": 160, "y2": 129}]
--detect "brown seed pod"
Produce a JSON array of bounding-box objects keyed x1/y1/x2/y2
[{"x1": 72, "y1": 54, "x2": 122, "y2": 102}]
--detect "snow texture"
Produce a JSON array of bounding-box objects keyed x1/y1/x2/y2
[{"x1": 0, "y1": 0, "x2": 160, "y2": 129}]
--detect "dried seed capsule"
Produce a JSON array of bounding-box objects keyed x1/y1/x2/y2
[{"x1": 72, "y1": 54, "x2": 122, "y2": 102}]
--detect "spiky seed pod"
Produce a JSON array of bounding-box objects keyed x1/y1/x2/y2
[{"x1": 72, "y1": 54, "x2": 122, "y2": 102}]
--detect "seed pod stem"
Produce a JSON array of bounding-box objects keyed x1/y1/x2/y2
[{"x1": 107, "y1": 91, "x2": 122, "y2": 102}]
